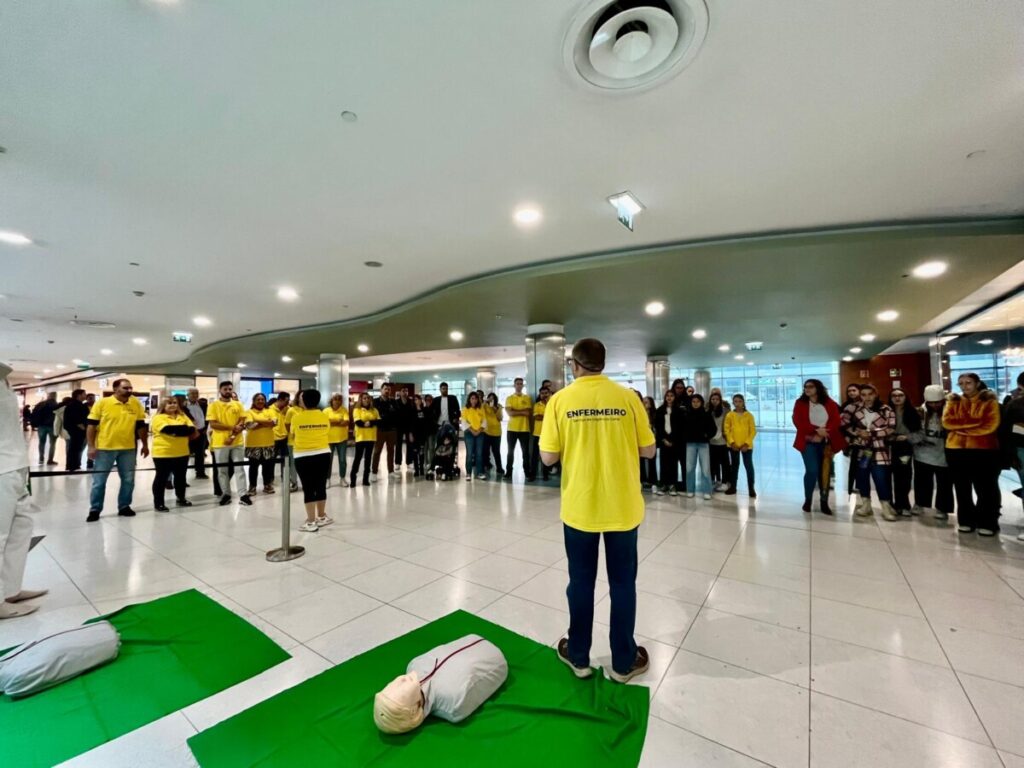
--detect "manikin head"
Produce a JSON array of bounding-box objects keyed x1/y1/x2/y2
[{"x1": 374, "y1": 671, "x2": 427, "y2": 734}]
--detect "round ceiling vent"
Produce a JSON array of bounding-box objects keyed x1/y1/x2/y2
[{"x1": 563, "y1": 0, "x2": 708, "y2": 92}]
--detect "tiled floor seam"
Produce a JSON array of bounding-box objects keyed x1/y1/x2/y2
[{"x1": 647, "y1": 715, "x2": 776, "y2": 767}]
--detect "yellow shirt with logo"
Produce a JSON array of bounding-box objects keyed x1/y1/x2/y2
[
  {"x1": 539, "y1": 375, "x2": 656, "y2": 533},
  {"x1": 505, "y1": 393, "x2": 533, "y2": 433},
  {"x1": 245, "y1": 408, "x2": 277, "y2": 449},
  {"x1": 324, "y1": 406, "x2": 350, "y2": 444},
  {"x1": 532, "y1": 401, "x2": 547, "y2": 437},
  {"x1": 270, "y1": 403, "x2": 290, "y2": 441},
  {"x1": 483, "y1": 404, "x2": 502, "y2": 437},
  {"x1": 289, "y1": 408, "x2": 331, "y2": 455},
  {"x1": 207, "y1": 399, "x2": 247, "y2": 449},
  {"x1": 352, "y1": 406, "x2": 379, "y2": 443},
  {"x1": 462, "y1": 406, "x2": 486, "y2": 433},
  {"x1": 88, "y1": 396, "x2": 147, "y2": 451},
  {"x1": 150, "y1": 413, "x2": 194, "y2": 458}
]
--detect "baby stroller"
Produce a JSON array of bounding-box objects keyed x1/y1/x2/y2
[{"x1": 428, "y1": 422, "x2": 461, "y2": 481}]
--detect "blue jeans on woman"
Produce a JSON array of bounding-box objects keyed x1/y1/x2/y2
[
  {"x1": 801, "y1": 442, "x2": 827, "y2": 502},
  {"x1": 328, "y1": 442, "x2": 347, "y2": 481},
  {"x1": 685, "y1": 443, "x2": 711, "y2": 494},
  {"x1": 857, "y1": 460, "x2": 892, "y2": 501},
  {"x1": 89, "y1": 449, "x2": 136, "y2": 513},
  {"x1": 464, "y1": 431, "x2": 485, "y2": 477},
  {"x1": 563, "y1": 524, "x2": 639, "y2": 676}
]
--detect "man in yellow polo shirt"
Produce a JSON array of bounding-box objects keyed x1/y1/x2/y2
[
  {"x1": 207, "y1": 381, "x2": 251, "y2": 507},
  {"x1": 503, "y1": 377, "x2": 532, "y2": 481},
  {"x1": 540, "y1": 338, "x2": 656, "y2": 684},
  {"x1": 86, "y1": 378, "x2": 149, "y2": 522}
]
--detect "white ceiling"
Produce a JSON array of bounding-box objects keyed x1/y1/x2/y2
[{"x1": 2, "y1": 0, "x2": 1023, "y2": 378}]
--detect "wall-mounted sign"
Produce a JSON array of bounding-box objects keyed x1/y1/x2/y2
[
  {"x1": 889, "y1": 368, "x2": 902, "y2": 377},
  {"x1": 172, "y1": 331, "x2": 193, "y2": 343},
  {"x1": 859, "y1": 369, "x2": 870, "y2": 378}
]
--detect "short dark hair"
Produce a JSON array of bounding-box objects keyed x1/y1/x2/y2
[
  {"x1": 300, "y1": 389, "x2": 320, "y2": 408},
  {"x1": 112, "y1": 378, "x2": 130, "y2": 389},
  {"x1": 439, "y1": 381, "x2": 448, "y2": 387},
  {"x1": 219, "y1": 380, "x2": 234, "y2": 389},
  {"x1": 514, "y1": 377, "x2": 524, "y2": 384},
  {"x1": 72, "y1": 388, "x2": 86, "y2": 398},
  {"x1": 572, "y1": 338, "x2": 606, "y2": 372},
  {"x1": 276, "y1": 392, "x2": 290, "y2": 402}
]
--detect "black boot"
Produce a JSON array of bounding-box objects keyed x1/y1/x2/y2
[{"x1": 820, "y1": 495, "x2": 833, "y2": 516}]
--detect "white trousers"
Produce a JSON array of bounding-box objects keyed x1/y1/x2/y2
[
  {"x1": 0, "y1": 468, "x2": 33, "y2": 600},
  {"x1": 213, "y1": 446, "x2": 247, "y2": 496}
]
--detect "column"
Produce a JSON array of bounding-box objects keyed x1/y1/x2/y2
[
  {"x1": 693, "y1": 369, "x2": 711, "y2": 398},
  {"x1": 476, "y1": 367, "x2": 496, "y2": 394},
  {"x1": 217, "y1": 367, "x2": 240, "y2": 391},
  {"x1": 316, "y1": 354, "x2": 349, "y2": 409},
  {"x1": 645, "y1": 356, "x2": 670, "y2": 399},
  {"x1": 525, "y1": 323, "x2": 566, "y2": 396}
]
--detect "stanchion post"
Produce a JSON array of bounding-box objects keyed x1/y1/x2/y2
[{"x1": 266, "y1": 456, "x2": 305, "y2": 562}]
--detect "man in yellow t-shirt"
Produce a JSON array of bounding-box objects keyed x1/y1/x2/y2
[
  {"x1": 503, "y1": 377, "x2": 532, "y2": 480},
  {"x1": 206, "y1": 381, "x2": 251, "y2": 506},
  {"x1": 86, "y1": 378, "x2": 149, "y2": 522},
  {"x1": 539, "y1": 338, "x2": 655, "y2": 685},
  {"x1": 269, "y1": 392, "x2": 296, "y2": 490}
]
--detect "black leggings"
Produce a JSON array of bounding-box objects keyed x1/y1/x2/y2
[
  {"x1": 485, "y1": 434, "x2": 502, "y2": 471},
  {"x1": 153, "y1": 456, "x2": 188, "y2": 506},
  {"x1": 350, "y1": 441, "x2": 374, "y2": 484},
  {"x1": 710, "y1": 444, "x2": 729, "y2": 484},
  {"x1": 294, "y1": 452, "x2": 330, "y2": 503}
]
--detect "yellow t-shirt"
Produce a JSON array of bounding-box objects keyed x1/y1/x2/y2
[
  {"x1": 150, "y1": 413, "x2": 194, "y2": 458},
  {"x1": 723, "y1": 410, "x2": 757, "y2": 448},
  {"x1": 289, "y1": 408, "x2": 330, "y2": 454},
  {"x1": 206, "y1": 399, "x2": 246, "y2": 449},
  {"x1": 462, "y1": 406, "x2": 486, "y2": 433},
  {"x1": 286, "y1": 406, "x2": 299, "y2": 445},
  {"x1": 270, "y1": 403, "x2": 290, "y2": 441},
  {"x1": 88, "y1": 396, "x2": 146, "y2": 451},
  {"x1": 505, "y1": 393, "x2": 533, "y2": 433},
  {"x1": 539, "y1": 375, "x2": 656, "y2": 533},
  {"x1": 245, "y1": 408, "x2": 277, "y2": 449},
  {"x1": 324, "y1": 406, "x2": 350, "y2": 444},
  {"x1": 532, "y1": 401, "x2": 547, "y2": 437},
  {"x1": 483, "y1": 404, "x2": 502, "y2": 437},
  {"x1": 352, "y1": 406, "x2": 379, "y2": 443}
]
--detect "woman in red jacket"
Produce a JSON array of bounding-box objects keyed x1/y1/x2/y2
[{"x1": 792, "y1": 379, "x2": 846, "y2": 515}]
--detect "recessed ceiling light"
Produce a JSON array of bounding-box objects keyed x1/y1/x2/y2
[
  {"x1": 691, "y1": 329, "x2": 707, "y2": 339},
  {"x1": 281, "y1": 355, "x2": 292, "y2": 362},
  {"x1": 947, "y1": 350, "x2": 959, "y2": 355},
  {"x1": 55, "y1": 364, "x2": 65, "y2": 369},
  {"x1": 237, "y1": 362, "x2": 247, "y2": 368},
  {"x1": 978, "y1": 338, "x2": 993, "y2": 345},
  {"x1": 911, "y1": 261, "x2": 947, "y2": 279},
  {"x1": 433, "y1": 374, "x2": 440, "y2": 379},
  {"x1": 277, "y1": 286, "x2": 299, "y2": 301},
  {"x1": 607, "y1": 191, "x2": 644, "y2": 216},
  {"x1": 72, "y1": 359, "x2": 84, "y2": 365},
  {"x1": 734, "y1": 354, "x2": 744, "y2": 360},
  {"x1": 644, "y1": 300, "x2": 665, "y2": 316},
  {"x1": 32, "y1": 375, "x2": 42, "y2": 380},
  {"x1": 513, "y1": 207, "x2": 542, "y2": 226},
  {"x1": 717, "y1": 344, "x2": 730, "y2": 352},
  {"x1": 849, "y1": 346, "x2": 862, "y2": 354},
  {"x1": 357, "y1": 343, "x2": 369, "y2": 353},
  {"x1": 449, "y1": 330, "x2": 464, "y2": 342},
  {"x1": 100, "y1": 348, "x2": 113, "y2": 355},
  {"x1": 859, "y1": 333, "x2": 876, "y2": 342},
  {"x1": 132, "y1": 337, "x2": 147, "y2": 345},
  {"x1": 746, "y1": 361, "x2": 754, "y2": 366},
  {"x1": 618, "y1": 362, "x2": 626, "y2": 368},
  {"x1": 273, "y1": 372, "x2": 281, "y2": 377},
  {"x1": 842, "y1": 356, "x2": 853, "y2": 362},
  {"x1": 194, "y1": 369, "x2": 203, "y2": 374},
  {"x1": 193, "y1": 316, "x2": 212, "y2": 327},
  {"x1": 43, "y1": 368, "x2": 52, "y2": 373},
  {"x1": 0, "y1": 230, "x2": 32, "y2": 246},
  {"x1": 876, "y1": 310, "x2": 899, "y2": 322}
]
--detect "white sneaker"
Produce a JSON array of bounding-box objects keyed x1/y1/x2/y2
[
  {"x1": 465, "y1": 476, "x2": 472, "y2": 482},
  {"x1": 298, "y1": 521, "x2": 319, "y2": 533},
  {"x1": 476, "y1": 474, "x2": 487, "y2": 480},
  {"x1": 370, "y1": 473, "x2": 378, "y2": 483},
  {"x1": 934, "y1": 510, "x2": 949, "y2": 522},
  {"x1": 314, "y1": 515, "x2": 333, "y2": 527},
  {"x1": 686, "y1": 492, "x2": 695, "y2": 498},
  {"x1": 702, "y1": 493, "x2": 712, "y2": 500},
  {"x1": 341, "y1": 478, "x2": 350, "y2": 487},
  {"x1": 668, "y1": 488, "x2": 679, "y2": 497},
  {"x1": 653, "y1": 487, "x2": 665, "y2": 496}
]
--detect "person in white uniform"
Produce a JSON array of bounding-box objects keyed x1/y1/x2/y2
[{"x1": 0, "y1": 361, "x2": 48, "y2": 619}]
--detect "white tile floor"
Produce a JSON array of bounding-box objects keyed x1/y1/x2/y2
[{"x1": 8, "y1": 431, "x2": 1024, "y2": 767}]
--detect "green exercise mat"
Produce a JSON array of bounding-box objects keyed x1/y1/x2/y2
[
  {"x1": 1, "y1": 589, "x2": 290, "y2": 768},
  {"x1": 189, "y1": 610, "x2": 649, "y2": 767}
]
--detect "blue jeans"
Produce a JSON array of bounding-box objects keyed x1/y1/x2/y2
[
  {"x1": 89, "y1": 449, "x2": 137, "y2": 512},
  {"x1": 464, "y1": 431, "x2": 485, "y2": 476},
  {"x1": 329, "y1": 442, "x2": 347, "y2": 481},
  {"x1": 685, "y1": 443, "x2": 711, "y2": 494},
  {"x1": 564, "y1": 524, "x2": 638, "y2": 675},
  {"x1": 801, "y1": 442, "x2": 826, "y2": 501},
  {"x1": 857, "y1": 460, "x2": 892, "y2": 501},
  {"x1": 37, "y1": 426, "x2": 56, "y2": 463}
]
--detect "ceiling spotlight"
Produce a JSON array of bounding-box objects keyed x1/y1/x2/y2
[
  {"x1": 32, "y1": 375, "x2": 42, "y2": 380},
  {"x1": 193, "y1": 316, "x2": 212, "y2": 327},
  {"x1": 194, "y1": 369, "x2": 203, "y2": 374},
  {"x1": 277, "y1": 286, "x2": 299, "y2": 301},
  {"x1": 849, "y1": 347, "x2": 862, "y2": 354},
  {"x1": 449, "y1": 330, "x2": 464, "y2": 342},
  {"x1": 55, "y1": 364, "x2": 66, "y2": 369},
  {"x1": 433, "y1": 374, "x2": 440, "y2": 379},
  {"x1": 607, "y1": 191, "x2": 644, "y2": 231},
  {"x1": 691, "y1": 329, "x2": 707, "y2": 339},
  {"x1": 357, "y1": 343, "x2": 369, "y2": 353},
  {"x1": 947, "y1": 350, "x2": 958, "y2": 355},
  {"x1": 100, "y1": 348, "x2": 113, "y2": 355},
  {"x1": 911, "y1": 261, "x2": 947, "y2": 279},
  {"x1": 618, "y1": 362, "x2": 626, "y2": 368},
  {"x1": 0, "y1": 230, "x2": 32, "y2": 246},
  {"x1": 72, "y1": 358, "x2": 84, "y2": 365},
  {"x1": 978, "y1": 338, "x2": 993, "y2": 345},
  {"x1": 132, "y1": 337, "x2": 147, "y2": 346},
  {"x1": 237, "y1": 362, "x2": 247, "y2": 368},
  {"x1": 281, "y1": 355, "x2": 293, "y2": 362},
  {"x1": 734, "y1": 354, "x2": 744, "y2": 360},
  {"x1": 746, "y1": 361, "x2": 754, "y2": 366},
  {"x1": 644, "y1": 300, "x2": 665, "y2": 316},
  {"x1": 842, "y1": 356, "x2": 853, "y2": 362},
  {"x1": 513, "y1": 207, "x2": 542, "y2": 226},
  {"x1": 876, "y1": 310, "x2": 899, "y2": 322},
  {"x1": 43, "y1": 369, "x2": 52, "y2": 374},
  {"x1": 718, "y1": 344, "x2": 730, "y2": 352},
  {"x1": 859, "y1": 333, "x2": 876, "y2": 342},
  {"x1": 273, "y1": 372, "x2": 281, "y2": 377}
]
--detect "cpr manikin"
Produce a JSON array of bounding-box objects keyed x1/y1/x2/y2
[
  {"x1": 0, "y1": 361, "x2": 48, "y2": 619},
  {"x1": 374, "y1": 634, "x2": 508, "y2": 734}
]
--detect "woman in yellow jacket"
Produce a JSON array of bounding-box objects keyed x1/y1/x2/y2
[
  {"x1": 350, "y1": 393, "x2": 380, "y2": 487},
  {"x1": 723, "y1": 394, "x2": 757, "y2": 497},
  {"x1": 943, "y1": 372, "x2": 1001, "y2": 536},
  {"x1": 290, "y1": 389, "x2": 333, "y2": 532},
  {"x1": 150, "y1": 398, "x2": 197, "y2": 512},
  {"x1": 324, "y1": 393, "x2": 351, "y2": 487},
  {"x1": 482, "y1": 393, "x2": 503, "y2": 478}
]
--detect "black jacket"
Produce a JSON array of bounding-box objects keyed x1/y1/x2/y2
[
  {"x1": 395, "y1": 398, "x2": 417, "y2": 433},
  {"x1": 31, "y1": 400, "x2": 58, "y2": 428},
  {"x1": 410, "y1": 406, "x2": 432, "y2": 442},
  {"x1": 374, "y1": 397, "x2": 402, "y2": 431},
  {"x1": 63, "y1": 399, "x2": 90, "y2": 432},
  {"x1": 429, "y1": 395, "x2": 461, "y2": 427},
  {"x1": 654, "y1": 404, "x2": 687, "y2": 447},
  {"x1": 681, "y1": 407, "x2": 716, "y2": 444}
]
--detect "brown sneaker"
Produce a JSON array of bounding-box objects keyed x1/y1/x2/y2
[
  {"x1": 608, "y1": 646, "x2": 650, "y2": 683},
  {"x1": 556, "y1": 638, "x2": 592, "y2": 679}
]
